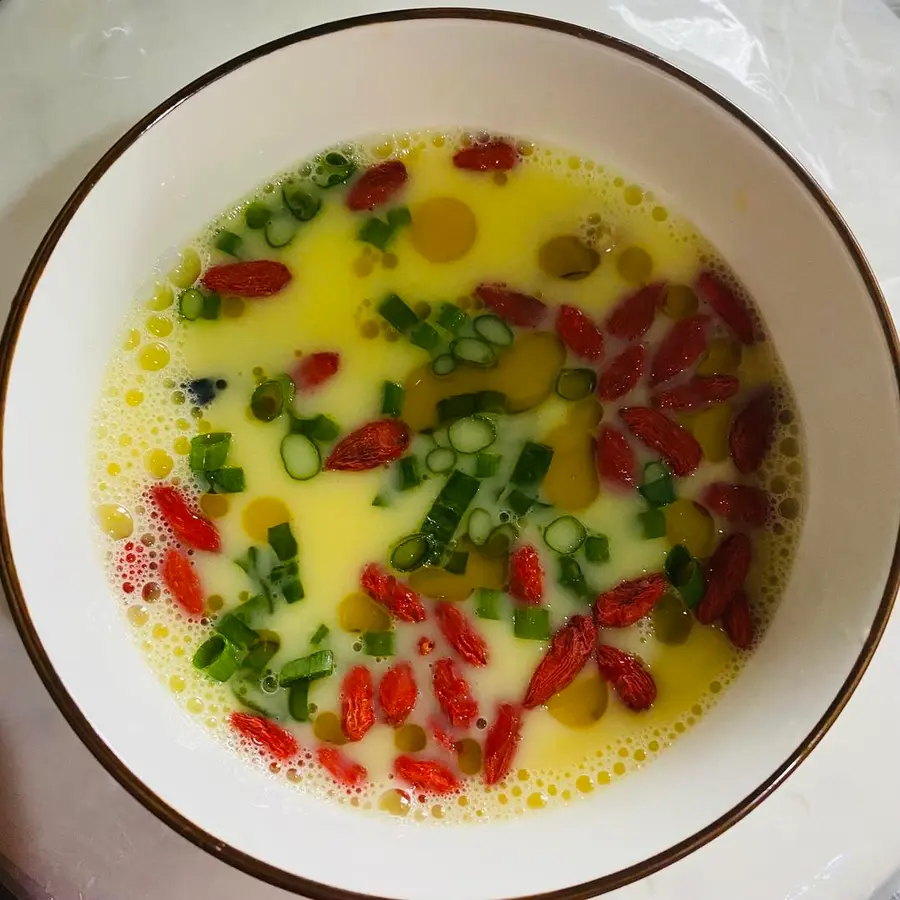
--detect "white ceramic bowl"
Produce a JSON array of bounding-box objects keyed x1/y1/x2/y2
[{"x1": 3, "y1": 11, "x2": 899, "y2": 900}]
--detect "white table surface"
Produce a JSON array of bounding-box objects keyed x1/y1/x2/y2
[{"x1": 3, "y1": 1, "x2": 900, "y2": 898}]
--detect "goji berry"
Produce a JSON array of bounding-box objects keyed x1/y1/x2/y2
[
  {"x1": 429, "y1": 717, "x2": 458, "y2": 753},
  {"x1": 523, "y1": 615, "x2": 596, "y2": 709},
  {"x1": 606, "y1": 282, "x2": 665, "y2": 341},
  {"x1": 393, "y1": 755, "x2": 461, "y2": 794},
  {"x1": 325, "y1": 419, "x2": 410, "y2": 471},
  {"x1": 696, "y1": 271, "x2": 756, "y2": 345},
  {"x1": 696, "y1": 532, "x2": 753, "y2": 625},
  {"x1": 620, "y1": 406, "x2": 702, "y2": 476},
  {"x1": 453, "y1": 139, "x2": 518, "y2": 172},
  {"x1": 722, "y1": 590, "x2": 754, "y2": 649},
  {"x1": 151, "y1": 484, "x2": 220, "y2": 552},
  {"x1": 652, "y1": 375, "x2": 739, "y2": 411},
  {"x1": 435, "y1": 602, "x2": 489, "y2": 667},
  {"x1": 700, "y1": 482, "x2": 769, "y2": 527},
  {"x1": 379, "y1": 662, "x2": 418, "y2": 727},
  {"x1": 474, "y1": 284, "x2": 547, "y2": 328},
  {"x1": 201, "y1": 260, "x2": 291, "y2": 298},
  {"x1": 291, "y1": 351, "x2": 340, "y2": 392},
  {"x1": 729, "y1": 388, "x2": 775, "y2": 474},
  {"x1": 340, "y1": 665, "x2": 375, "y2": 742},
  {"x1": 594, "y1": 573, "x2": 666, "y2": 628},
  {"x1": 161, "y1": 548, "x2": 204, "y2": 616},
  {"x1": 595, "y1": 425, "x2": 636, "y2": 489},
  {"x1": 229, "y1": 712, "x2": 298, "y2": 760},
  {"x1": 418, "y1": 636, "x2": 435, "y2": 656},
  {"x1": 432, "y1": 658, "x2": 478, "y2": 728},
  {"x1": 555, "y1": 305, "x2": 604, "y2": 360},
  {"x1": 346, "y1": 160, "x2": 408, "y2": 211},
  {"x1": 595, "y1": 645, "x2": 657, "y2": 711},
  {"x1": 509, "y1": 544, "x2": 543, "y2": 605},
  {"x1": 596, "y1": 344, "x2": 645, "y2": 401},
  {"x1": 482, "y1": 703, "x2": 523, "y2": 786},
  {"x1": 650, "y1": 314, "x2": 709, "y2": 386},
  {"x1": 360, "y1": 562, "x2": 427, "y2": 623},
  {"x1": 316, "y1": 746, "x2": 368, "y2": 788}
]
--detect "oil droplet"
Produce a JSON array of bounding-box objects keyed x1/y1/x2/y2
[
  {"x1": 173, "y1": 436, "x2": 191, "y2": 455},
  {"x1": 313, "y1": 711, "x2": 347, "y2": 745},
  {"x1": 527, "y1": 791, "x2": 548, "y2": 809},
  {"x1": 207, "y1": 594, "x2": 224, "y2": 612},
  {"x1": 125, "y1": 389, "x2": 144, "y2": 407},
  {"x1": 456, "y1": 738, "x2": 482, "y2": 775},
  {"x1": 146, "y1": 314, "x2": 173, "y2": 337},
  {"x1": 379, "y1": 789, "x2": 410, "y2": 817},
  {"x1": 168, "y1": 248, "x2": 201, "y2": 288},
  {"x1": 123, "y1": 329, "x2": 140, "y2": 351},
  {"x1": 144, "y1": 449, "x2": 173, "y2": 479},
  {"x1": 623, "y1": 184, "x2": 644, "y2": 205},
  {"x1": 596, "y1": 771, "x2": 611, "y2": 785},
  {"x1": 139, "y1": 342, "x2": 170, "y2": 371},
  {"x1": 634, "y1": 749, "x2": 646, "y2": 762},
  {"x1": 576, "y1": 775, "x2": 595, "y2": 794},
  {"x1": 394, "y1": 723, "x2": 427, "y2": 753},
  {"x1": 286, "y1": 768, "x2": 301, "y2": 784},
  {"x1": 186, "y1": 697, "x2": 204, "y2": 714},
  {"x1": 651, "y1": 206, "x2": 669, "y2": 222},
  {"x1": 616, "y1": 247, "x2": 653, "y2": 284},
  {"x1": 106, "y1": 462, "x2": 121, "y2": 477},
  {"x1": 200, "y1": 493, "x2": 230, "y2": 519},
  {"x1": 613, "y1": 762, "x2": 626, "y2": 776},
  {"x1": 127, "y1": 605, "x2": 148, "y2": 627},
  {"x1": 222, "y1": 295, "x2": 245, "y2": 318},
  {"x1": 97, "y1": 503, "x2": 133, "y2": 540},
  {"x1": 169, "y1": 675, "x2": 186, "y2": 694},
  {"x1": 152, "y1": 624, "x2": 169, "y2": 640},
  {"x1": 243, "y1": 497, "x2": 290, "y2": 542},
  {"x1": 431, "y1": 804, "x2": 445, "y2": 819}
]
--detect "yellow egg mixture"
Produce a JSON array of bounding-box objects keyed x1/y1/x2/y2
[{"x1": 92, "y1": 131, "x2": 804, "y2": 822}]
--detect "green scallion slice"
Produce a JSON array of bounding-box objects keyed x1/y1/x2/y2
[
  {"x1": 378, "y1": 293, "x2": 418, "y2": 333},
  {"x1": 270, "y1": 559, "x2": 299, "y2": 585},
  {"x1": 215, "y1": 230, "x2": 242, "y2": 256},
  {"x1": 544, "y1": 515, "x2": 587, "y2": 555},
  {"x1": 474, "y1": 390, "x2": 508, "y2": 414},
  {"x1": 483, "y1": 523, "x2": 518, "y2": 558},
  {"x1": 290, "y1": 413, "x2": 339, "y2": 443},
  {"x1": 363, "y1": 631, "x2": 395, "y2": 657},
  {"x1": 214, "y1": 613, "x2": 260, "y2": 651},
  {"x1": 265, "y1": 215, "x2": 299, "y2": 248},
  {"x1": 358, "y1": 216, "x2": 394, "y2": 251},
  {"x1": 242, "y1": 633, "x2": 280, "y2": 671},
  {"x1": 232, "y1": 590, "x2": 268, "y2": 623},
  {"x1": 279, "y1": 649, "x2": 335, "y2": 686},
  {"x1": 206, "y1": 467, "x2": 245, "y2": 494},
  {"x1": 639, "y1": 461, "x2": 676, "y2": 507},
  {"x1": 232, "y1": 671, "x2": 281, "y2": 718},
  {"x1": 444, "y1": 551, "x2": 469, "y2": 575},
  {"x1": 281, "y1": 577, "x2": 305, "y2": 604},
  {"x1": 312, "y1": 151, "x2": 357, "y2": 188},
  {"x1": 268, "y1": 522, "x2": 298, "y2": 562},
  {"x1": 448, "y1": 415, "x2": 496, "y2": 454},
  {"x1": 281, "y1": 433, "x2": 321, "y2": 480},
  {"x1": 466, "y1": 508, "x2": 493, "y2": 546},
  {"x1": 584, "y1": 534, "x2": 610, "y2": 564},
  {"x1": 251, "y1": 380, "x2": 287, "y2": 422},
  {"x1": 555, "y1": 368, "x2": 597, "y2": 401},
  {"x1": 511, "y1": 441, "x2": 554, "y2": 488},
  {"x1": 432, "y1": 354, "x2": 456, "y2": 376},
  {"x1": 189, "y1": 432, "x2": 231, "y2": 473},
  {"x1": 410, "y1": 321, "x2": 441, "y2": 352},
  {"x1": 506, "y1": 488, "x2": 535, "y2": 517},
  {"x1": 664, "y1": 544, "x2": 706, "y2": 608},
  {"x1": 288, "y1": 680, "x2": 310, "y2": 721},
  {"x1": 436, "y1": 303, "x2": 468, "y2": 333},
  {"x1": 475, "y1": 588, "x2": 501, "y2": 620},
  {"x1": 475, "y1": 452, "x2": 501, "y2": 479},
  {"x1": 473, "y1": 315, "x2": 514, "y2": 347},
  {"x1": 390, "y1": 533, "x2": 432, "y2": 572},
  {"x1": 310, "y1": 624, "x2": 330, "y2": 646},
  {"x1": 639, "y1": 508, "x2": 667, "y2": 539},
  {"x1": 244, "y1": 201, "x2": 271, "y2": 229},
  {"x1": 558, "y1": 556, "x2": 589, "y2": 598},
  {"x1": 283, "y1": 182, "x2": 321, "y2": 221},
  {"x1": 426, "y1": 446, "x2": 457, "y2": 474},
  {"x1": 200, "y1": 292, "x2": 221, "y2": 320},
  {"x1": 420, "y1": 469, "x2": 480, "y2": 553},
  {"x1": 665, "y1": 545, "x2": 692, "y2": 583},
  {"x1": 387, "y1": 206, "x2": 411, "y2": 228},
  {"x1": 193, "y1": 635, "x2": 241, "y2": 682},
  {"x1": 437, "y1": 393, "x2": 477, "y2": 423},
  {"x1": 451, "y1": 337, "x2": 495, "y2": 367},
  {"x1": 396, "y1": 455, "x2": 422, "y2": 491},
  {"x1": 513, "y1": 607, "x2": 551, "y2": 641},
  {"x1": 381, "y1": 381, "x2": 404, "y2": 418},
  {"x1": 179, "y1": 288, "x2": 205, "y2": 321}
]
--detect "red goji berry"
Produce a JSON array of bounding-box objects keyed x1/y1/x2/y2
[
  {"x1": 596, "y1": 344, "x2": 645, "y2": 401},
  {"x1": 316, "y1": 746, "x2": 368, "y2": 788},
  {"x1": 325, "y1": 419, "x2": 410, "y2": 472},
  {"x1": 555, "y1": 304, "x2": 604, "y2": 360},
  {"x1": 595, "y1": 425, "x2": 636, "y2": 489},
  {"x1": 418, "y1": 636, "x2": 435, "y2": 656},
  {"x1": 652, "y1": 375, "x2": 740, "y2": 411},
  {"x1": 696, "y1": 271, "x2": 756, "y2": 345},
  {"x1": 290, "y1": 351, "x2": 340, "y2": 392},
  {"x1": 161, "y1": 548, "x2": 204, "y2": 616},
  {"x1": 700, "y1": 482, "x2": 769, "y2": 527},
  {"x1": 696, "y1": 532, "x2": 753, "y2": 625},
  {"x1": 594, "y1": 573, "x2": 666, "y2": 628},
  {"x1": 429, "y1": 717, "x2": 458, "y2": 753},
  {"x1": 432, "y1": 658, "x2": 478, "y2": 728},
  {"x1": 509, "y1": 544, "x2": 543, "y2": 605},
  {"x1": 151, "y1": 484, "x2": 220, "y2": 552},
  {"x1": 393, "y1": 755, "x2": 461, "y2": 794},
  {"x1": 346, "y1": 160, "x2": 408, "y2": 211},
  {"x1": 606, "y1": 282, "x2": 665, "y2": 341},
  {"x1": 729, "y1": 388, "x2": 775, "y2": 474},
  {"x1": 453, "y1": 139, "x2": 518, "y2": 172},
  {"x1": 523, "y1": 615, "x2": 596, "y2": 709},
  {"x1": 435, "y1": 603, "x2": 489, "y2": 667},
  {"x1": 474, "y1": 284, "x2": 547, "y2": 328},
  {"x1": 340, "y1": 665, "x2": 375, "y2": 742},
  {"x1": 201, "y1": 260, "x2": 291, "y2": 298},
  {"x1": 722, "y1": 590, "x2": 754, "y2": 649},
  {"x1": 620, "y1": 406, "x2": 702, "y2": 476},
  {"x1": 360, "y1": 562, "x2": 427, "y2": 623},
  {"x1": 482, "y1": 703, "x2": 523, "y2": 786},
  {"x1": 378, "y1": 662, "x2": 418, "y2": 727},
  {"x1": 595, "y1": 645, "x2": 657, "y2": 711},
  {"x1": 229, "y1": 712, "x2": 298, "y2": 760},
  {"x1": 650, "y1": 314, "x2": 709, "y2": 386}
]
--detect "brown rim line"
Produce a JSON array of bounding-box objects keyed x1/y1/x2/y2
[{"x1": 1, "y1": 8, "x2": 898, "y2": 900}]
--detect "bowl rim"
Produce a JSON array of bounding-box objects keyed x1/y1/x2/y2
[{"x1": 2, "y1": 8, "x2": 899, "y2": 899}]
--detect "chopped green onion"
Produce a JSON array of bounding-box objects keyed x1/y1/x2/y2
[
  {"x1": 473, "y1": 315, "x2": 514, "y2": 347},
  {"x1": 279, "y1": 649, "x2": 335, "y2": 686},
  {"x1": 506, "y1": 488, "x2": 535, "y2": 517},
  {"x1": 426, "y1": 446, "x2": 457, "y2": 474},
  {"x1": 475, "y1": 588, "x2": 501, "y2": 620},
  {"x1": 242, "y1": 633, "x2": 280, "y2": 671},
  {"x1": 358, "y1": 216, "x2": 394, "y2": 251},
  {"x1": 558, "y1": 556, "x2": 589, "y2": 598},
  {"x1": 665, "y1": 544, "x2": 692, "y2": 583},
  {"x1": 310, "y1": 624, "x2": 330, "y2": 646},
  {"x1": 381, "y1": 381, "x2": 404, "y2": 418},
  {"x1": 409, "y1": 321, "x2": 441, "y2": 352},
  {"x1": 378, "y1": 293, "x2": 418, "y2": 333},
  {"x1": 206, "y1": 467, "x2": 245, "y2": 494},
  {"x1": 639, "y1": 508, "x2": 667, "y2": 539},
  {"x1": 281, "y1": 433, "x2": 321, "y2": 480},
  {"x1": 193, "y1": 635, "x2": 241, "y2": 682},
  {"x1": 288, "y1": 680, "x2": 310, "y2": 721},
  {"x1": 420, "y1": 469, "x2": 480, "y2": 554},
  {"x1": 466, "y1": 507, "x2": 493, "y2": 546},
  {"x1": 387, "y1": 206, "x2": 411, "y2": 228},
  {"x1": 437, "y1": 393, "x2": 477, "y2": 423},
  {"x1": 312, "y1": 151, "x2": 357, "y2": 188},
  {"x1": 178, "y1": 288, "x2": 205, "y2": 321},
  {"x1": 251, "y1": 380, "x2": 287, "y2": 422},
  {"x1": 281, "y1": 577, "x2": 305, "y2": 604},
  {"x1": 451, "y1": 337, "x2": 495, "y2": 367},
  {"x1": 448, "y1": 415, "x2": 496, "y2": 454},
  {"x1": 200, "y1": 292, "x2": 221, "y2": 320},
  {"x1": 244, "y1": 201, "x2": 271, "y2": 229},
  {"x1": 232, "y1": 589, "x2": 268, "y2": 623},
  {"x1": 544, "y1": 516, "x2": 587, "y2": 555},
  {"x1": 214, "y1": 613, "x2": 260, "y2": 651},
  {"x1": 268, "y1": 522, "x2": 298, "y2": 562},
  {"x1": 265, "y1": 215, "x2": 298, "y2": 248},
  {"x1": 475, "y1": 453, "x2": 501, "y2": 479},
  {"x1": 215, "y1": 230, "x2": 242, "y2": 256},
  {"x1": 444, "y1": 551, "x2": 469, "y2": 575},
  {"x1": 555, "y1": 368, "x2": 597, "y2": 401},
  {"x1": 436, "y1": 303, "x2": 468, "y2": 333},
  {"x1": 639, "y1": 461, "x2": 676, "y2": 507},
  {"x1": 270, "y1": 559, "x2": 299, "y2": 585},
  {"x1": 432, "y1": 354, "x2": 456, "y2": 376},
  {"x1": 511, "y1": 441, "x2": 554, "y2": 488},
  {"x1": 290, "y1": 413, "x2": 340, "y2": 443},
  {"x1": 584, "y1": 534, "x2": 610, "y2": 564},
  {"x1": 232, "y1": 671, "x2": 281, "y2": 718},
  {"x1": 283, "y1": 182, "x2": 321, "y2": 221},
  {"x1": 372, "y1": 494, "x2": 390, "y2": 508},
  {"x1": 363, "y1": 631, "x2": 395, "y2": 657},
  {"x1": 396, "y1": 455, "x2": 422, "y2": 491},
  {"x1": 390, "y1": 533, "x2": 433, "y2": 572},
  {"x1": 475, "y1": 390, "x2": 508, "y2": 414},
  {"x1": 484, "y1": 523, "x2": 517, "y2": 558},
  {"x1": 189, "y1": 432, "x2": 231, "y2": 473},
  {"x1": 513, "y1": 607, "x2": 551, "y2": 641},
  {"x1": 665, "y1": 544, "x2": 706, "y2": 608}
]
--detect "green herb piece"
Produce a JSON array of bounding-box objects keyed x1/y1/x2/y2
[
  {"x1": 396, "y1": 455, "x2": 422, "y2": 491},
  {"x1": 437, "y1": 393, "x2": 477, "y2": 423},
  {"x1": 215, "y1": 230, "x2": 242, "y2": 256},
  {"x1": 639, "y1": 461, "x2": 676, "y2": 507},
  {"x1": 281, "y1": 433, "x2": 321, "y2": 480},
  {"x1": 420, "y1": 470, "x2": 480, "y2": 555},
  {"x1": 410, "y1": 321, "x2": 441, "y2": 352},
  {"x1": 290, "y1": 413, "x2": 340, "y2": 443},
  {"x1": 584, "y1": 534, "x2": 610, "y2": 564},
  {"x1": 378, "y1": 293, "x2": 418, "y2": 333},
  {"x1": 279, "y1": 649, "x2": 335, "y2": 686},
  {"x1": 436, "y1": 303, "x2": 468, "y2": 333},
  {"x1": 268, "y1": 522, "x2": 298, "y2": 562},
  {"x1": 432, "y1": 354, "x2": 456, "y2": 376},
  {"x1": 639, "y1": 508, "x2": 667, "y2": 539},
  {"x1": 451, "y1": 337, "x2": 495, "y2": 367},
  {"x1": 475, "y1": 452, "x2": 501, "y2": 479},
  {"x1": 387, "y1": 206, "x2": 411, "y2": 228},
  {"x1": 288, "y1": 680, "x2": 310, "y2": 721},
  {"x1": 448, "y1": 415, "x2": 496, "y2": 454},
  {"x1": 473, "y1": 315, "x2": 514, "y2": 347},
  {"x1": 264, "y1": 215, "x2": 299, "y2": 249},
  {"x1": 189, "y1": 432, "x2": 231, "y2": 473},
  {"x1": 214, "y1": 613, "x2": 260, "y2": 651},
  {"x1": 312, "y1": 151, "x2": 356, "y2": 188},
  {"x1": 310, "y1": 624, "x2": 330, "y2": 646},
  {"x1": 231, "y1": 671, "x2": 281, "y2": 718},
  {"x1": 555, "y1": 368, "x2": 597, "y2": 401},
  {"x1": 178, "y1": 288, "x2": 205, "y2": 321},
  {"x1": 381, "y1": 381, "x2": 405, "y2": 418},
  {"x1": 544, "y1": 516, "x2": 587, "y2": 555},
  {"x1": 270, "y1": 559, "x2": 299, "y2": 585},
  {"x1": 558, "y1": 556, "x2": 589, "y2": 598},
  {"x1": 372, "y1": 494, "x2": 390, "y2": 508},
  {"x1": 199, "y1": 292, "x2": 221, "y2": 320},
  {"x1": 475, "y1": 588, "x2": 501, "y2": 620},
  {"x1": 506, "y1": 488, "x2": 535, "y2": 517},
  {"x1": 511, "y1": 441, "x2": 554, "y2": 488},
  {"x1": 244, "y1": 201, "x2": 272, "y2": 229},
  {"x1": 665, "y1": 544, "x2": 706, "y2": 608},
  {"x1": 206, "y1": 467, "x2": 245, "y2": 494},
  {"x1": 358, "y1": 217, "x2": 394, "y2": 251},
  {"x1": 242, "y1": 634, "x2": 280, "y2": 671},
  {"x1": 426, "y1": 446, "x2": 457, "y2": 474},
  {"x1": 474, "y1": 390, "x2": 508, "y2": 414},
  {"x1": 390, "y1": 533, "x2": 432, "y2": 572},
  {"x1": 281, "y1": 578, "x2": 305, "y2": 604},
  {"x1": 251, "y1": 380, "x2": 288, "y2": 422},
  {"x1": 282, "y1": 182, "x2": 321, "y2": 221},
  {"x1": 513, "y1": 607, "x2": 551, "y2": 641},
  {"x1": 363, "y1": 631, "x2": 395, "y2": 657},
  {"x1": 484, "y1": 523, "x2": 517, "y2": 558},
  {"x1": 444, "y1": 551, "x2": 469, "y2": 575},
  {"x1": 232, "y1": 590, "x2": 269, "y2": 624},
  {"x1": 193, "y1": 635, "x2": 241, "y2": 682}
]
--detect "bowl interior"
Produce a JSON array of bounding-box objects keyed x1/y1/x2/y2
[{"x1": 3, "y1": 13, "x2": 899, "y2": 900}]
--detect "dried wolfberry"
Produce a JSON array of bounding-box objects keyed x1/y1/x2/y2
[
  {"x1": 474, "y1": 284, "x2": 547, "y2": 328},
  {"x1": 453, "y1": 139, "x2": 518, "y2": 172},
  {"x1": 696, "y1": 532, "x2": 753, "y2": 625},
  {"x1": 418, "y1": 636, "x2": 435, "y2": 656},
  {"x1": 379, "y1": 662, "x2": 418, "y2": 727},
  {"x1": 700, "y1": 482, "x2": 769, "y2": 527},
  {"x1": 482, "y1": 703, "x2": 523, "y2": 786},
  {"x1": 151, "y1": 484, "x2": 220, "y2": 553},
  {"x1": 360, "y1": 562, "x2": 427, "y2": 623},
  {"x1": 722, "y1": 590, "x2": 754, "y2": 649},
  {"x1": 161, "y1": 548, "x2": 204, "y2": 616},
  {"x1": 555, "y1": 305, "x2": 604, "y2": 360},
  {"x1": 596, "y1": 344, "x2": 645, "y2": 401},
  {"x1": 606, "y1": 282, "x2": 665, "y2": 340},
  {"x1": 650, "y1": 314, "x2": 709, "y2": 386},
  {"x1": 291, "y1": 351, "x2": 340, "y2": 392},
  {"x1": 346, "y1": 160, "x2": 408, "y2": 211},
  {"x1": 595, "y1": 425, "x2": 636, "y2": 489},
  {"x1": 432, "y1": 658, "x2": 478, "y2": 728},
  {"x1": 523, "y1": 615, "x2": 596, "y2": 709},
  {"x1": 429, "y1": 717, "x2": 458, "y2": 753},
  {"x1": 393, "y1": 755, "x2": 461, "y2": 794},
  {"x1": 435, "y1": 602, "x2": 489, "y2": 667},
  {"x1": 620, "y1": 407, "x2": 702, "y2": 476},
  {"x1": 316, "y1": 746, "x2": 368, "y2": 788},
  {"x1": 729, "y1": 388, "x2": 775, "y2": 474},
  {"x1": 325, "y1": 419, "x2": 410, "y2": 472},
  {"x1": 595, "y1": 645, "x2": 657, "y2": 711},
  {"x1": 509, "y1": 544, "x2": 543, "y2": 605},
  {"x1": 594, "y1": 573, "x2": 666, "y2": 628},
  {"x1": 201, "y1": 260, "x2": 291, "y2": 298},
  {"x1": 229, "y1": 712, "x2": 298, "y2": 760},
  {"x1": 696, "y1": 271, "x2": 756, "y2": 345},
  {"x1": 340, "y1": 665, "x2": 375, "y2": 742},
  {"x1": 652, "y1": 375, "x2": 740, "y2": 411}
]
